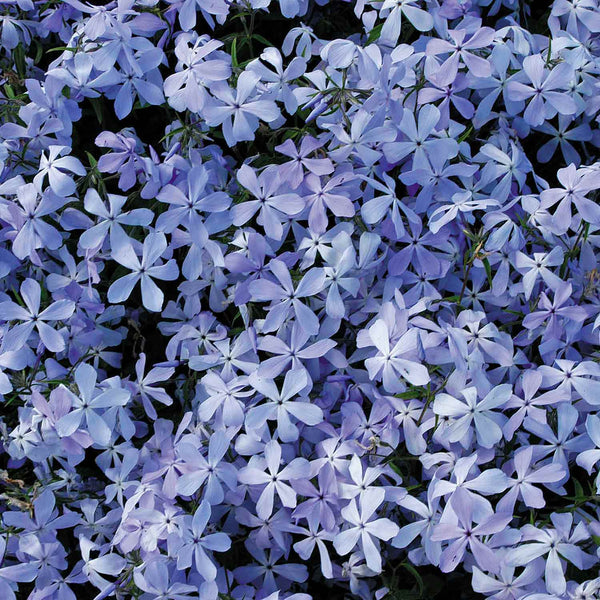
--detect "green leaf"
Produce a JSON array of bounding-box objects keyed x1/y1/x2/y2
[
  {"x1": 34, "y1": 41, "x2": 44, "y2": 65},
  {"x1": 47, "y1": 46, "x2": 78, "y2": 53},
  {"x1": 367, "y1": 24, "x2": 383, "y2": 44},
  {"x1": 90, "y1": 98, "x2": 104, "y2": 126},
  {"x1": 85, "y1": 152, "x2": 98, "y2": 168},
  {"x1": 282, "y1": 128, "x2": 300, "y2": 142},
  {"x1": 458, "y1": 125, "x2": 474, "y2": 143},
  {"x1": 13, "y1": 44, "x2": 26, "y2": 79},
  {"x1": 462, "y1": 227, "x2": 478, "y2": 241},
  {"x1": 482, "y1": 257, "x2": 493, "y2": 288},
  {"x1": 423, "y1": 574, "x2": 444, "y2": 597},
  {"x1": 231, "y1": 37, "x2": 238, "y2": 68},
  {"x1": 388, "y1": 461, "x2": 403, "y2": 477},
  {"x1": 391, "y1": 590, "x2": 420, "y2": 600},
  {"x1": 251, "y1": 34, "x2": 274, "y2": 47},
  {"x1": 394, "y1": 388, "x2": 426, "y2": 400},
  {"x1": 400, "y1": 561, "x2": 424, "y2": 596},
  {"x1": 573, "y1": 477, "x2": 584, "y2": 500}
]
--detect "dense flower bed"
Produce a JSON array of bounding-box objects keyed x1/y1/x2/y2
[{"x1": 1, "y1": 0, "x2": 600, "y2": 599}]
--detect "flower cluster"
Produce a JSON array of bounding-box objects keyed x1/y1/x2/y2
[{"x1": 1, "y1": 1, "x2": 600, "y2": 600}]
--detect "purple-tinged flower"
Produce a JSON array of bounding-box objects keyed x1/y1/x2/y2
[
  {"x1": 133, "y1": 560, "x2": 197, "y2": 600},
  {"x1": 471, "y1": 44, "x2": 524, "y2": 128},
  {"x1": 360, "y1": 319, "x2": 430, "y2": 392},
  {"x1": 536, "y1": 114, "x2": 592, "y2": 166},
  {"x1": 506, "y1": 513, "x2": 591, "y2": 596},
  {"x1": 515, "y1": 246, "x2": 564, "y2": 300},
  {"x1": 391, "y1": 488, "x2": 442, "y2": 565},
  {"x1": 551, "y1": 0, "x2": 600, "y2": 34},
  {"x1": 540, "y1": 163, "x2": 600, "y2": 233},
  {"x1": 325, "y1": 109, "x2": 396, "y2": 166},
  {"x1": 429, "y1": 191, "x2": 499, "y2": 234},
  {"x1": 156, "y1": 165, "x2": 230, "y2": 233},
  {"x1": 428, "y1": 454, "x2": 509, "y2": 513},
  {"x1": 339, "y1": 454, "x2": 387, "y2": 500},
  {"x1": 303, "y1": 172, "x2": 356, "y2": 234},
  {"x1": 164, "y1": 34, "x2": 231, "y2": 112},
  {"x1": 387, "y1": 216, "x2": 444, "y2": 276},
  {"x1": 497, "y1": 446, "x2": 566, "y2": 513},
  {"x1": 131, "y1": 352, "x2": 174, "y2": 420},
  {"x1": 33, "y1": 145, "x2": 85, "y2": 197},
  {"x1": 275, "y1": 0, "x2": 308, "y2": 18},
  {"x1": 79, "y1": 188, "x2": 154, "y2": 250},
  {"x1": 257, "y1": 323, "x2": 336, "y2": 378},
  {"x1": 108, "y1": 60, "x2": 165, "y2": 120},
  {"x1": 503, "y1": 370, "x2": 566, "y2": 439},
  {"x1": 248, "y1": 47, "x2": 307, "y2": 115},
  {"x1": 379, "y1": 0, "x2": 434, "y2": 44},
  {"x1": 235, "y1": 506, "x2": 297, "y2": 553},
  {"x1": 333, "y1": 487, "x2": 399, "y2": 573},
  {"x1": 198, "y1": 370, "x2": 254, "y2": 427},
  {"x1": 204, "y1": 71, "x2": 281, "y2": 146},
  {"x1": 477, "y1": 141, "x2": 531, "y2": 203},
  {"x1": 282, "y1": 24, "x2": 316, "y2": 58},
  {"x1": 79, "y1": 536, "x2": 126, "y2": 592},
  {"x1": 507, "y1": 54, "x2": 577, "y2": 126},
  {"x1": 95, "y1": 131, "x2": 141, "y2": 192},
  {"x1": 388, "y1": 397, "x2": 427, "y2": 455},
  {"x1": 232, "y1": 164, "x2": 304, "y2": 241},
  {"x1": 104, "y1": 448, "x2": 138, "y2": 506},
  {"x1": 246, "y1": 369, "x2": 323, "y2": 442},
  {"x1": 171, "y1": 500, "x2": 231, "y2": 580},
  {"x1": 418, "y1": 73, "x2": 475, "y2": 130},
  {"x1": 292, "y1": 465, "x2": 339, "y2": 532},
  {"x1": 177, "y1": 0, "x2": 229, "y2": 31},
  {"x1": 360, "y1": 171, "x2": 418, "y2": 238},
  {"x1": 0, "y1": 278, "x2": 74, "y2": 353},
  {"x1": 233, "y1": 542, "x2": 308, "y2": 594},
  {"x1": 383, "y1": 104, "x2": 458, "y2": 169},
  {"x1": 176, "y1": 431, "x2": 237, "y2": 503},
  {"x1": 237, "y1": 440, "x2": 310, "y2": 520},
  {"x1": 0, "y1": 182, "x2": 64, "y2": 261},
  {"x1": 25, "y1": 77, "x2": 80, "y2": 136},
  {"x1": 522, "y1": 282, "x2": 587, "y2": 337},
  {"x1": 249, "y1": 260, "x2": 325, "y2": 335},
  {"x1": 292, "y1": 510, "x2": 335, "y2": 579},
  {"x1": 46, "y1": 53, "x2": 106, "y2": 101},
  {"x1": 426, "y1": 25, "x2": 495, "y2": 87},
  {"x1": 323, "y1": 237, "x2": 360, "y2": 321},
  {"x1": 433, "y1": 385, "x2": 511, "y2": 449},
  {"x1": 538, "y1": 359, "x2": 600, "y2": 405},
  {"x1": 431, "y1": 487, "x2": 512, "y2": 573},
  {"x1": 524, "y1": 403, "x2": 588, "y2": 476},
  {"x1": 107, "y1": 232, "x2": 179, "y2": 312},
  {"x1": 188, "y1": 331, "x2": 257, "y2": 378},
  {"x1": 56, "y1": 363, "x2": 130, "y2": 446},
  {"x1": 576, "y1": 414, "x2": 600, "y2": 481},
  {"x1": 471, "y1": 561, "x2": 545, "y2": 600},
  {"x1": 2, "y1": 488, "x2": 79, "y2": 541},
  {"x1": 275, "y1": 136, "x2": 334, "y2": 189}
]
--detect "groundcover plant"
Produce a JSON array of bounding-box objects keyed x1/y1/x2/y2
[{"x1": 2, "y1": 0, "x2": 600, "y2": 599}]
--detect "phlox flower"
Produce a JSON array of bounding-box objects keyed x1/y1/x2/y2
[
  {"x1": 333, "y1": 487, "x2": 399, "y2": 573},
  {"x1": 360, "y1": 318, "x2": 430, "y2": 392},
  {"x1": 204, "y1": 71, "x2": 281, "y2": 146},
  {"x1": 237, "y1": 440, "x2": 310, "y2": 520},
  {"x1": 107, "y1": 232, "x2": 179, "y2": 312},
  {"x1": 0, "y1": 278, "x2": 75, "y2": 353},
  {"x1": 433, "y1": 385, "x2": 511, "y2": 448}
]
